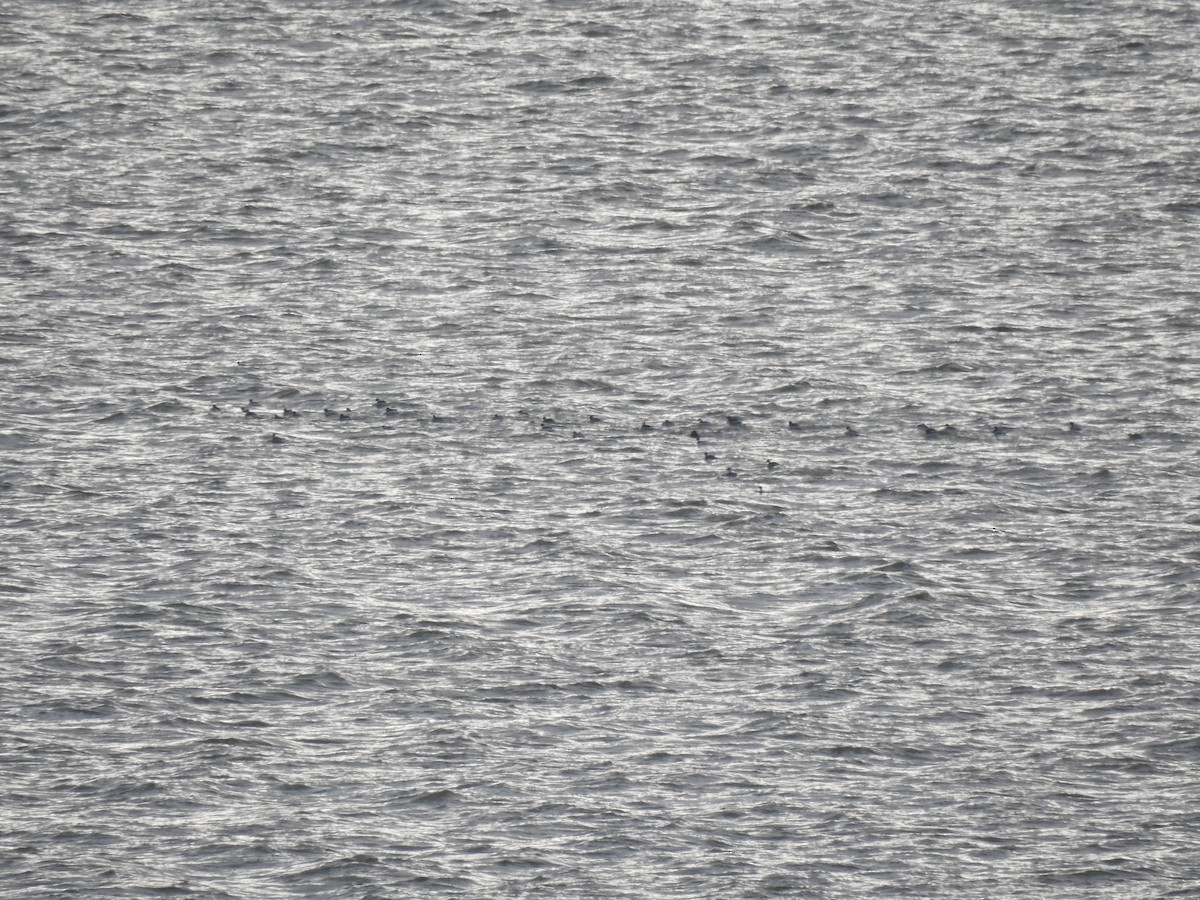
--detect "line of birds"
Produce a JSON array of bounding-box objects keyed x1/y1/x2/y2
[{"x1": 210, "y1": 401, "x2": 1148, "y2": 461}]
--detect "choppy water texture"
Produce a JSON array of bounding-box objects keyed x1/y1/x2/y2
[{"x1": 3, "y1": 1, "x2": 1200, "y2": 897}]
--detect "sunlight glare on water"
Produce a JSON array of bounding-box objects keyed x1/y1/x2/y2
[{"x1": 1, "y1": 1, "x2": 1199, "y2": 897}]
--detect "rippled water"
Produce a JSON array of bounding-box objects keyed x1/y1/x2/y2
[{"x1": 3, "y1": 1, "x2": 1200, "y2": 897}]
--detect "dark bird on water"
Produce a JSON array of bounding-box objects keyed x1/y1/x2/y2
[{"x1": 921, "y1": 423, "x2": 957, "y2": 438}]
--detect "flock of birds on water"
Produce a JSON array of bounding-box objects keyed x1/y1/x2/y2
[{"x1": 208, "y1": 397, "x2": 1157, "y2": 481}]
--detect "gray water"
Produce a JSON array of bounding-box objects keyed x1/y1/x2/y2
[{"x1": 3, "y1": 1, "x2": 1200, "y2": 897}]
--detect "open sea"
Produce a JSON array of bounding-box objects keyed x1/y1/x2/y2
[{"x1": 2, "y1": 1, "x2": 1199, "y2": 897}]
